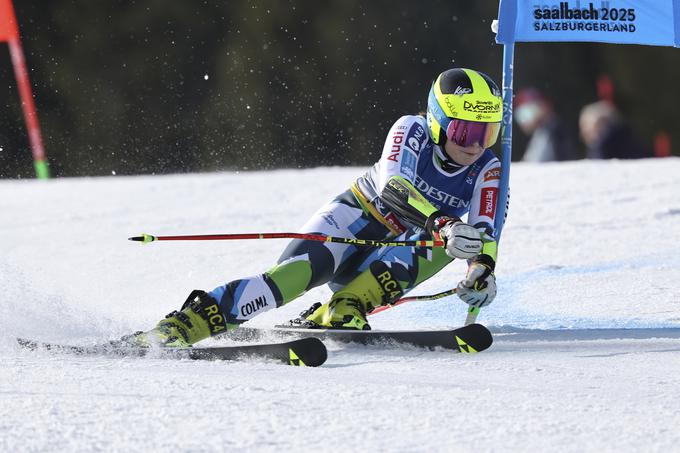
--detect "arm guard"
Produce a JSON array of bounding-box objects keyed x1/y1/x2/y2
[
  {"x1": 381, "y1": 175, "x2": 498, "y2": 270},
  {"x1": 380, "y1": 175, "x2": 454, "y2": 231}
]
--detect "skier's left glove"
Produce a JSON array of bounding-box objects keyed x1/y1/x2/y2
[{"x1": 457, "y1": 257, "x2": 496, "y2": 308}]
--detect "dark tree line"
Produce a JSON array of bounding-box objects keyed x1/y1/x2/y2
[{"x1": 1, "y1": 1, "x2": 678, "y2": 178}]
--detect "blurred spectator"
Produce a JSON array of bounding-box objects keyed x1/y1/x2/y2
[
  {"x1": 514, "y1": 88, "x2": 577, "y2": 162},
  {"x1": 579, "y1": 101, "x2": 651, "y2": 159},
  {"x1": 653, "y1": 132, "x2": 672, "y2": 158}
]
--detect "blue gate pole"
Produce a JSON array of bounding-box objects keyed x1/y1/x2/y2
[{"x1": 494, "y1": 42, "x2": 515, "y2": 242}]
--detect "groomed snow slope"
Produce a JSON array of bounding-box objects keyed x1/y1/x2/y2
[{"x1": 1, "y1": 159, "x2": 679, "y2": 452}]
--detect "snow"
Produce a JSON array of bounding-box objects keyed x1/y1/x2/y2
[{"x1": 1, "y1": 159, "x2": 680, "y2": 452}]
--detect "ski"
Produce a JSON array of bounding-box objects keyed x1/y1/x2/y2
[
  {"x1": 228, "y1": 323, "x2": 493, "y2": 353},
  {"x1": 16, "y1": 336, "x2": 328, "y2": 367}
]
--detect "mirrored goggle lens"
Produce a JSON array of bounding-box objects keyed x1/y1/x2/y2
[{"x1": 446, "y1": 119, "x2": 501, "y2": 148}]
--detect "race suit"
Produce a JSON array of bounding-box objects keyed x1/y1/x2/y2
[{"x1": 207, "y1": 115, "x2": 503, "y2": 328}]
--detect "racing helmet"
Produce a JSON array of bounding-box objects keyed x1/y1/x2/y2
[{"x1": 426, "y1": 68, "x2": 502, "y2": 148}]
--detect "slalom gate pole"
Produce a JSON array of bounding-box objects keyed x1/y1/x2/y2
[
  {"x1": 454, "y1": 30, "x2": 517, "y2": 328},
  {"x1": 129, "y1": 232, "x2": 445, "y2": 248},
  {"x1": 1, "y1": 0, "x2": 50, "y2": 179}
]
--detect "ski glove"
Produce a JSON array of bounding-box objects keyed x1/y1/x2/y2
[
  {"x1": 457, "y1": 261, "x2": 496, "y2": 308},
  {"x1": 437, "y1": 218, "x2": 483, "y2": 260}
]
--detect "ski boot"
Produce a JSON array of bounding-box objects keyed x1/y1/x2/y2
[
  {"x1": 124, "y1": 290, "x2": 228, "y2": 348},
  {"x1": 292, "y1": 261, "x2": 404, "y2": 330}
]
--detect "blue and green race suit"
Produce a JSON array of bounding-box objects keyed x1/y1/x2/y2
[{"x1": 208, "y1": 115, "x2": 503, "y2": 328}]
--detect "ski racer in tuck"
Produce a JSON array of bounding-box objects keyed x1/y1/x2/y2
[{"x1": 132, "y1": 68, "x2": 505, "y2": 347}]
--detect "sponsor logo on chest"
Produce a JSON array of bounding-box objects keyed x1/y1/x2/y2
[{"x1": 415, "y1": 176, "x2": 470, "y2": 209}]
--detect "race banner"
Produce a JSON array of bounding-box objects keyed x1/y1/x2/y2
[{"x1": 497, "y1": 0, "x2": 680, "y2": 47}]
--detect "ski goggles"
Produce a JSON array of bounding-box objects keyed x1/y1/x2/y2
[{"x1": 446, "y1": 119, "x2": 501, "y2": 149}]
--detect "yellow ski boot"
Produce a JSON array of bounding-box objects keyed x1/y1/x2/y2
[
  {"x1": 125, "y1": 290, "x2": 228, "y2": 347},
  {"x1": 301, "y1": 261, "x2": 404, "y2": 330}
]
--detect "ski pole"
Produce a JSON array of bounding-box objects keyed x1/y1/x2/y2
[
  {"x1": 129, "y1": 232, "x2": 445, "y2": 248},
  {"x1": 464, "y1": 306, "x2": 480, "y2": 326},
  {"x1": 369, "y1": 288, "x2": 456, "y2": 316},
  {"x1": 130, "y1": 232, "x2": 478, "y2": 323},
  {"x1": 371, "y1": 288, "x2": 479, "y2": 326}
]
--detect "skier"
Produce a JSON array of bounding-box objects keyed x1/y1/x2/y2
[{"x1": 132, "y1": 67, "x2": 505, "y2": 347}]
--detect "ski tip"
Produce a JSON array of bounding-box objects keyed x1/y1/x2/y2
[
  {"x1": 290, "y1": 337, "x2": 328, "y2": 367},
  {"x1": 128, "y1": 234, "x2": 156, "y2": 243},
  {"x1": 467, "y1": 323, "x2": 494, "y2": 349}
]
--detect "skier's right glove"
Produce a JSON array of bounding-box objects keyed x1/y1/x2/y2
[
  {"x1": 457, "y1": 260, "x2": 497, "y2": 308},
  {"x1": 435, "y1": 217, "x2": 483, "y2": 260}
]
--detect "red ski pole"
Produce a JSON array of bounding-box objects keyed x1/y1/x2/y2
[
  {"x1": 370, "y1": 288, "x2": 478, "y2": 326},
  {"x1": 129, "y1": 232, "x2": 445, "y2": 248},
  {"x1": 129, "y1": 232, "x2": 470, "y2": 321},
  {"x1": 369, "y1": 288, "x2": 457, "y2": 316}
]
